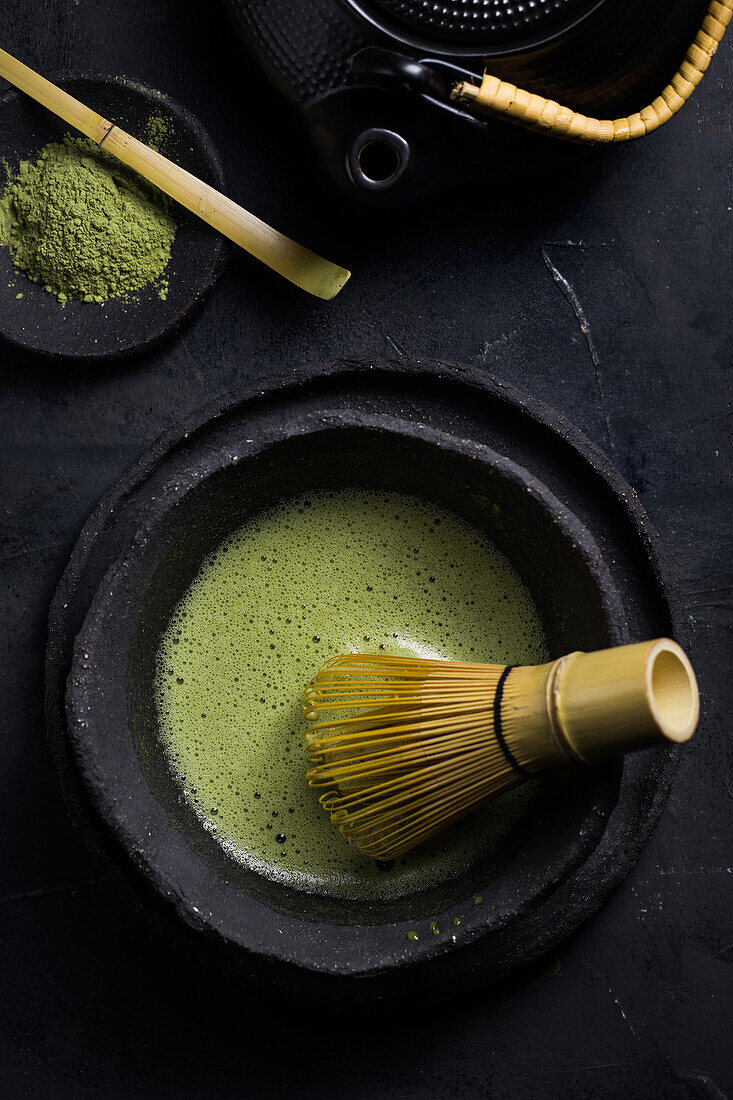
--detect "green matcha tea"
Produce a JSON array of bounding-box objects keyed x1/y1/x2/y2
[
  {"x1": 155, "y1": 489, "x2": 548, "y2": 899},
  {"x1": 0, "y1": 136, "x2": 175, "y2": 303}
]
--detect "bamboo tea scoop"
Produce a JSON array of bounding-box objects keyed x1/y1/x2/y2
[
  {"x1": 0, "y1": 48, "x2": 350, "y2": 300},
  {"x1": 304, "y1": 638, "x2": 700, "y2": 859}
]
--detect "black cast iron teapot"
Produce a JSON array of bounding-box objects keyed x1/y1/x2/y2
[{"x1": 222, "y1": 0, "x2": 728, "y2": 204}]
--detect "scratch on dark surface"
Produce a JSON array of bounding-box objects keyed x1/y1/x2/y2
[
  {"x1": 0, "y1": 538, "x2": 64, "y2": 565},
  {"x1": 542, "y1": 239, "x2": 585, "y2": 248},
  {"x1": 384, "y1": 334, "x2": 405, "y2": 357},
  {"x1": 371, "y1": 268, "x2": 429, "y2": 309},
  {"x1": 606, "y1": 983, "x2": 639, "y2": 1039},
  {"x1": 481, "y1": 328, "x2": 519, "y2": 362},
  {"x1": 680, "y1": 405, "x2": 732, "y2": 435},
  {"x1": 681, "y1": 586, "x2": 732, "y2": 603},
  {"x1": 541, "y1": 246, "x2": 615, "y2": 457},
  {"x1": 574, "y1": 1062, "x2": 634, "y2": 1071},
  {"x1": 636, "y1": 867, "x2": 733, "y2": 879},
  {"x1": 582, "y1": 959, "x2": 640, "y2": 1043},
  {"x1": 0, "y1": 876, "x2": 110, "y2": 905},
  {"x1": 680, "y1": 1072, "x2": 729, "y2": 1099}
]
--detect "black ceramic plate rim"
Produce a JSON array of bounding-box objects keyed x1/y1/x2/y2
[
  {"x1": 0, "y1": 70, "x2": 229, "y2": 361},
  {"x1": 47, "y1": 356, "x2": 684, "y2": 989},
  {"x1": 65, "y1": 408, "x2": 629, "y2": 975}
]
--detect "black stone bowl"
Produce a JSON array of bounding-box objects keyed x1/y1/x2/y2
[
  {"x1": 49, "y1": 358, "x2": 683, "y2": 1003},
  {"x1": 0, "y1": 72, "x2": 228, "y2": 360}
]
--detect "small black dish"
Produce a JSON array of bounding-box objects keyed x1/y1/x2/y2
[{"x1": 0, "y1": 72, "x2": 228, "y2": 360}]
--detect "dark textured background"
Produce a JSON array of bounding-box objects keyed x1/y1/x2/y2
[{"x1": 1, "y1": 1, "x2": 731, "y2": 1096}]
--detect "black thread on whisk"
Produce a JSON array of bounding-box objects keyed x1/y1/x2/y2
[{"x1": 493, "y1": 666, "x2": 531, "y2": 776}]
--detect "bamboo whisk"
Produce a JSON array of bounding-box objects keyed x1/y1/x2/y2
[
  {"x1": 304, "y1": 640, "x2": 699, "y2": 860},
  {"x1": 0, "y1": 48, "x2": 350, "y2": 300}
]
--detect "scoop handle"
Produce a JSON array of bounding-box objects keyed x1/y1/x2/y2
[{"x1": 0, "y1": 47, "x2": 351, "y2": 300}]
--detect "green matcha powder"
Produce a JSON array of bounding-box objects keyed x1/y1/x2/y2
[{"x1": 0, "y1": 135, "x2": 175, "y2": 303}]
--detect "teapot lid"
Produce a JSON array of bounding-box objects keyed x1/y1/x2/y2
[{"x1": 346, "y1": 0, "x2": 605, "y2": 50}]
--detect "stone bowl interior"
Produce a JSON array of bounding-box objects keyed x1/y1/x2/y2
[{"x1": 68, "y1": 416, "x2": 627, "y2": 973}]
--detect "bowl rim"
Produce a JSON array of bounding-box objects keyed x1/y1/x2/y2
[
  {"x1": 46, "y1": 355, "x2": 684, "y2": 999},
  {"x1": 65, "y1": 408, "x2": 628, "y2": 976}
]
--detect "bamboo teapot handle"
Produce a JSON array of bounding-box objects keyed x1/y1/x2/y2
[{"x1": 452, "y1": 0, "x2": 732, "y2": 144}]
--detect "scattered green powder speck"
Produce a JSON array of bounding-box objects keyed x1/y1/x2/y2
[
  {"x1": 541, "y1": 957, "x2": 562, "y2": 978},
  {"x1": 0, "y1": 135, "x2": 176, "y2": 304},
  {"x1": 145, "y1": 114, "x2": 175, "y2": 151}
]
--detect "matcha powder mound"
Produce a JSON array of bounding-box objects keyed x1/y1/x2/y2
[{"x1": 0, "y1": 135, "x2": 176, "y2": 303}]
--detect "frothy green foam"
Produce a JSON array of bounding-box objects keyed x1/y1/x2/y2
[{"x1": 155, "y1": 489, "x2": 548, "y2": 899}]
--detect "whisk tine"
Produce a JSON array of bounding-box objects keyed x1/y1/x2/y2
[
  {"x1": 304, "y1": 653, "x2": 514, "y2": 858},
  {"x1": 303, "y1": 642, "x2": 699, "y2": 860}
]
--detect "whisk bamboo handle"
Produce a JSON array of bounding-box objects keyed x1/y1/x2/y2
[
  {"x1": 452, "y1": 0, "x2": 732, "y2": 143},
  {"x1": 0, "y1": 48, "x2": 351, "y2": 300},
  {"x1": 504, "y1": 639, "x2": 699, "y2": 773}
]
